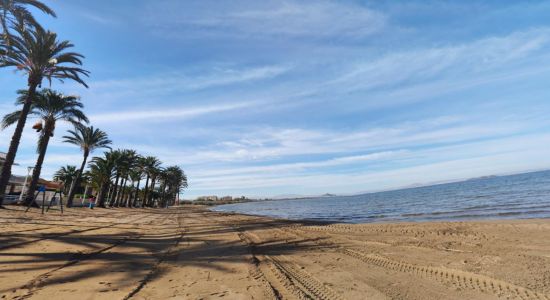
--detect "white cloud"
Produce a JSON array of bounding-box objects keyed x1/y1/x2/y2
[
  {"x1": 91, "y1": 65, "x2": 290, "y2": 93},
  {"x1": 144, "y1": 1, "x2": 386, "y2": 40},
  {"x1": 175, "y1": 116, "x2": 526, "y2": 164},
  {"x1": 89, "y1": 101, "x2": 256, "y2": 124},
  {"x1": 79, "y1": 12, "x2": 118, "y2": 25},
  {"x1": 328, "y1": 28, "x2": 550, "y2": 94},
  {"x1": 193, "y1": 150, "x2": 406, "y2": 178},
  {"x1": 187, "y1": 133, "x2": 550, "y2": 195}
]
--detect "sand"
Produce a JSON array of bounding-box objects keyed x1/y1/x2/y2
[{"x1": 0, "y1": 205, "x2": 548, "y2": 300}]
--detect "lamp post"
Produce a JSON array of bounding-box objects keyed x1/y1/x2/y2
[{"x1": 19, "y1": 166, "x2": 34, "y2": 202}]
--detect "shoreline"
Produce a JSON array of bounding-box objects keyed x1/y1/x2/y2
[
  {"x1": 1, "y1": 205, "x2": 549, "y2": 299},
  {"x1": 211, "y1": 204, "x2": 550, "y2": 226}
]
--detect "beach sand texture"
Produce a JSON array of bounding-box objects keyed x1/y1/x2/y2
[{"x1": 0, "y1": 205, "x2": 549, "y2": 300}]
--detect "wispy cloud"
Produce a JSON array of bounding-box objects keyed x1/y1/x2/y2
[
  {"x1": 188, "y1": 133, "x2": 550, "y2": 194},
  {"x1": 143, "y1": 0, "x2": 386, "y2": 40},
  {"x1": 89, "y1": 101, "x2": 256, "y2": 124},
  {"x1": 113, "y1": 110, "x2": 546, "y2": 175},
  {"x1": 175, "y1": 116, "x2": 527, "y2": 164},
  {"x1": 79, "y1": 12, "x2": 118, "y2": 25},
  {"x1": 91, "y1": 65, "x2": 290, "y2": 92},
  {"x1": 75, "y1": 65, "x2": 291, "y2": 110},
  {"x1": 327, "y1": 28, "x2": 550, "y2": 94},
  {"x1": 193, "y1": 150, "x2": 407, "y2": 178}
]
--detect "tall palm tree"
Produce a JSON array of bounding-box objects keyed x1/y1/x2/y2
[
  {"x1": 63, "y1": 125, "x2": 111, "y2": 207},
  {"x1": 106, "y1": 149, "x2": 123, "y2": 206},
  {"x1": 53, "y1": 165, "x2": 77, "y2": 194},
  {"x1": 148, "y1": 166, "x2": 164, "y2": 207},
  {"x1": 1, "y1": 0, "x2": 55, "y2": 50},
  {"x1": 127, "y1": 168, "x2": 142, "y2": 207},
  {"x1": 174, "y1": 167, "x2": 188, "y2": 205},
  {"x1": 88, "y1": 152, "x2": 116, "y2": 208},
  {"x1": 131, "y1": 157, "x2": 146, "y2": 207},
  {"x1": 115, "y1": 149, "x2": 138, "y2": 207},
  {"x1": 2, "y1": 89, "x2": 88, "y2": 205},
  {"x1": 140, "y1": 156, "x2": 161, "y2": 208},
  {"x1": 0, "y1": 26, "x2": 89, "y2": 207}
]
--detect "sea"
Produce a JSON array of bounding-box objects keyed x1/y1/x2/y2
[{"x1": 211, "y1": 170, "x2": 550, "y2": 223}]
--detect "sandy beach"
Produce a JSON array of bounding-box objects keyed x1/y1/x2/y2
[{"x1": 0, "y1": 206, "x2": 548, "y2": 300}]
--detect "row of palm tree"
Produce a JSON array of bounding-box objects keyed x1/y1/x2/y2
[
  {"x1": 0, "y1": 1, "x2": 188, "y2": 208},
  {"x1": 80, "y1": 151, "x2": 187, "y2": 208}
]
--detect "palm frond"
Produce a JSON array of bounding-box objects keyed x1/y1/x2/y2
[
  {"x1": 1, "y1": 110, "x2": 22, "y2": 129},
  {"x1": 1, "y1": 25, "x2": 89, "y2": 88}
]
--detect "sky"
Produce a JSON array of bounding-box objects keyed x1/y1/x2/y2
[{"x1": 1, "y1": 0, "x2": 550, "y2": 199}]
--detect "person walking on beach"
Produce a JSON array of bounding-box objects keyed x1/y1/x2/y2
[{"x1": 89, "y1": 195, "x2": 96, "y2": 209}]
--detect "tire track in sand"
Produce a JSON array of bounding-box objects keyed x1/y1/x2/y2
[
  {"x1": 237, "y1": 229, "x2": 345, "y2": 300},
  {"x1": 284, "y1": 226, "x2": 549, "y2": 300}
]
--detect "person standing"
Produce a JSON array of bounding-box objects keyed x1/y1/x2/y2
[{"x1": 89, "y1": 195, "x2": 96, "y2": 209}]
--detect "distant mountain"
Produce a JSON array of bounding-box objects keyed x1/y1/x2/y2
[
  {"x1": 465, "y1": 175, "x2": 498, "y2": 181},
  {"x1": 270, "y1": 192, "x2": 340, "y2": 200},
  {"x1": 267, "y1": 169, "x2": 550, "y2": 201},
  {"x1": 271, "y1": 194, "x2": 305, "y2": 200}
]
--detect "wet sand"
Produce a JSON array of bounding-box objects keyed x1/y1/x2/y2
[{"x1": 0, "y1": 205, "x2": 549, "y2": 300}]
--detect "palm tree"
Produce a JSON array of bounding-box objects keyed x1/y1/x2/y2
[
  {"x1": 106, "y1": 149, "x2": 123, "y2": 206},
  {"x1": 128, "y1": 165, "x2": 143, "y2": 207},
  {"x1": 159, "y1": 166, "x2": 187, "y2": 207},
  {"x1": 63, "y1": 125, "x2": 111, "y2": 207},
  {"x1": 88, "y1": 152, "x2": 116, "y2": 208},
  {"x1": 0, "y1": 0, "x2": 55, "y2": 50},
  {"x1": 106, "y1": 149, "x2": 135, "y2": 207},
  {"x1": 131, "y1": 157, "x2": 147, "y2": 207},
  {"x1": 140, "y1": 156, "x2": 161, "y2": 207},
  {"x1": 127, "y1": 167, "x2": 142, "y2": 207},
  {"x1": 53, "y1": 165, "x2": 77, "y2": 194},
  {"x1": 2, "y1": 89, "x2": 88, "y2": 205},
  {"x1": 115, "y1": 149, "x2": 138, "y2": 207},
  {"x1": 0, "y1": 26, "x2": 89, "y2": 207},
  {"x1": 174, "y1": 167, "x2": 188, "y2": 205}
]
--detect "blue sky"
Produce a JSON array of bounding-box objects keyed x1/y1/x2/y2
[{"x1": 2, "y1": 0, "x2": 550, "y2": 198}]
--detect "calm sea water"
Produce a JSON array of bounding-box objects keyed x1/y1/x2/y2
[{"x1": 211, "y1": 170, "x2": 550, "y2": 223}]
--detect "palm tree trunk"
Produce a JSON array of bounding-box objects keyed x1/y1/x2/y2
[
  {"x1": 0, "y1": 83, "x2": 38, "y2": 207},
  {"x1": 67, "y1": 151, "x2": 89, "y2": 207},
  {"x1": 98, "y1": 182, "x2": 109, "y2": 208},
  {"x1": 116, "y1": 177, "x2": 127, "y2": 207},
  {"x1": 126, "y1": 182, "x2": 135, "y2": 207},
  {"x1": 160, "y1": 182, "x2": 166, "y2": 208},
  {"x1": 109, "y1": 174, "x2": 120, "y2": 207},
  {"x1": 118, "y1": 178, "x2": 126, "y2": 206},
  {"x1": 24, "y1": 120, "x2": 54, "y2": 206},
  {"x1": 121, "y1": 178, "x2": 128, "y2": 205},
  {"x1": 147, "y1": 176, "x2": 156, "y2": 207},
  {"x1": 142, "y1": 174, "x2": 150, "y2": 207},
  {"x1": 132, "y1": 178, "x2": 141, "y2": 207}
]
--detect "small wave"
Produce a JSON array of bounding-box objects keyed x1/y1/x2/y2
[
  {"x1": 401, "y1": 212, "x2": 425, "y2": 217},
  {"x1": 496, "y1": 210, "x2": 550, "y2": 216},
  {"x1": 365, "y1": 214, "x2": 387, "y2": 219}
]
